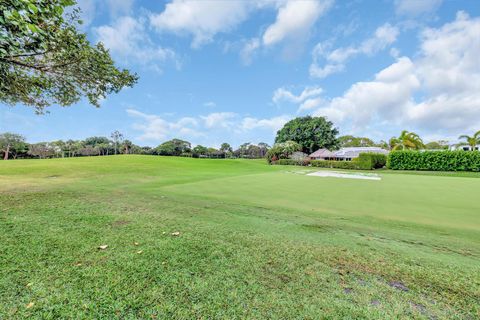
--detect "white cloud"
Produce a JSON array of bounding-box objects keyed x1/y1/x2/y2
[
  {"x1": 298, "y1": 97, "x2": 323, "y2": 112},
  {"x1": 395, "y1": 0, "x2": 442, "y2": 16},
  {"x1": 95, "y1": 16, "x2": 178, "y2": 70},
  {"x1": 310, "y1": 23, "x2": 399, "y2": 78},
  {"x1": 262, "y1": 0, "x2": 332, "y2": 46},
  {"x1": 311, "y1": 12, "x2": 480, "y2": 135},
  {"x1": 106, "y1": 0, "x2": 134, "y2": 16},
  {"x1": 273, "y1": 86, "x2": 323, "y2": 104},
  {"x1": 127, "y1": 109, "x2": 291, "y2": 144},
  {"x1": 240, "y1": 38, "x2": 261, "y2": 65},
  {"x1": 149, "y1": 0, "x2": 252, "y2": 48},
  {"x1": 272, "y1": 86, "x2": 324, "y2": 113},
  {"x1": 240, "y1": 115, "x2": 291, "y2": 131},
  {"x1": 201, "y1": 112, "x2": 238, "y2": 128},
  {"x1": 314, "y1": 57, "x2": 420, "y2": 126},
  {"x1": 203, "y1": 101, "x2": 217, "y2": 108},
  {"x1": 74, "y1": 0, "x2": 96, "y2": 27},
  {"x1": 127, "y1": 109, "x2": 201, "y2": 141},
  {"x1": 150, "y1": 0, "x2": 331, "y2": 61}
]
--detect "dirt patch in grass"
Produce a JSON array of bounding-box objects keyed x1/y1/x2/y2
[{"x1": 110, "y1": 220, "x2": 131, "y2": 228}]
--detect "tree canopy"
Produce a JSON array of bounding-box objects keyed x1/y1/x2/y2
[
  {"x1": 155, "y1": 139, "x2": 191, "y2": 156},
  {"x1": 338, "y1": 135, "x2": 376, "y2": 148},
  {"x1": 0, "y1": 132, "x2": 27, "y2": 160},
  {"x1": 389, "y1": 131, "x2": 424, "y2": 151},
  {"x1": 0, "y1": 0, "x2": 138, "y2": 112},
  {"x1": 275, "y1": 116, "x2": 339, "y2": 153}
]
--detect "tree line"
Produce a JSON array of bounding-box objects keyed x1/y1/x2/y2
[
  {"x1": 0, "y1": 132, "x2": 271, "y2": 160},
  {"x1": 2, "y1": 117, "x2": 478, "y2": 161}
]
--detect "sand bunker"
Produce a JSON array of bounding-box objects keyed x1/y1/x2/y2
[{"x1": 307, "y1": 170, "x2": 381, "y2": 181}]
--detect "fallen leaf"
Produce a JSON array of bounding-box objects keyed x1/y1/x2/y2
[
  {"x1": 171, "y1": 232, "x2": 180, "y2": 236},
  {"x1": 26, "y1": 302, "x2": 34, "y2": 309},
  {"x1": 98, "y1": 245, "x2": 108, "y2": 250},
  {"x1": 162, "y1": 261, "x2": 166, "y2": 265},
  {"x1": 136, "y1": 250, "x2": 143, "y2": 254},
  {"x1": 162, "y1": 232, "x2": 166, "y2": 235},
  {"x1": 134, "y1": 242, "x2": 139, "y2": 246},
  {"x1": 26, "y1": 283, "x2": 33, "y2": 288},
  {"x1": 74, "y1": 262, "x2": 82, "y2": 267}
]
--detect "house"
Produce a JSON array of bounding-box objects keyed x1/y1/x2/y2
[
  {"x1": 309, "y1": 147, "x2": 389, "y2": 161},
  {"x1": 309, "y1": 148, "x2": 336, "y2": 160},
  {"x1": 449, "y1": 144, "x2": 480, "y2": 151}
]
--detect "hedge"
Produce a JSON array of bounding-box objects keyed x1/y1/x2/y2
[
  {"x1": 357, "y1": 153, "x2": 387, "y2": 169},
  {"x1": 274, "y1": 153, "x2": 387, "y2": 170},
  {"x1": 387, "y1": 150, "x2": 480, "y2": 171},
  {"x1": 311, "y1": 160, "x2": 359, "y2": 169},
  {"x1": 275, "y1": 159, "x2": 311, "y2": 166}
]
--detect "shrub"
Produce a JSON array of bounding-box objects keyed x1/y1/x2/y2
[
  {"x1": 311, "y1": 160, "x2": 359, "y2": 169},
  {"x1": 387, "y1": 150, "x2": 480, "y2": 171},
  {"x1": 275, "y1": 159, "x2": 311, "y2": 166},
  {"x1": 266, "y1": 141, "x2": 302, "y2": 164},
  {"x1": 356, "y1": 153, "x2": 387, "y2": 169}
]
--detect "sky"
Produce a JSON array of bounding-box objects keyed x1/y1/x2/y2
[{"x1": 1, "y1": 0, "x2": 479, "y2": 148}]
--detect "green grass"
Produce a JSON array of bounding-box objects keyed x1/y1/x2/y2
[{"x1": 0, "y1": 155, "x2": 479, "y2": 319}]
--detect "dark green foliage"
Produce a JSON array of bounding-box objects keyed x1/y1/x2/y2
[
  {"x1": 311, "y1": 160, "x2": 360, "y2": 170},
  {"x1": 275, "y1": 116, "x2": 339, "y2": 153},
  {"x1": 275, "y1": 159, "x2": 311, "y2": 166},
  {"x1": 273, "y1": 153, "x2": 386, "y2": 170},
  {"x1": 339, "y1": 135, "x2": 375, "y2": 147},
  {"x1": 424, "y1": 141, "x2": 449, "y2": 150},
  {"x1": 387, "y1": 151, "x2": 480, "y2": 171},
  {"x1": 266, "y1": 141, "x2": 302, "y2": 164},
  {"x1": 1, "y1": 0, "x2": 137, "y2": 112},
  {"x1": 356, "y1": 153, "x2": 387, "y2": 169},
  {"x1": 155, "y1": 139, "x2": 191, "y2": 156}
]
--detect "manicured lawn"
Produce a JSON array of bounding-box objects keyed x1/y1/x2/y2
[{"x1": 0, "y1": 155, "x2": 479, "y2": 319}]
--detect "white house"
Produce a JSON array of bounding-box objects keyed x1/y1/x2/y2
[
  {"x1": 449, "y1": 144, "x2": 480, "y2": 151},
  {"x1": 309, "y1": 147, "x2": 389, "y2": 161}
]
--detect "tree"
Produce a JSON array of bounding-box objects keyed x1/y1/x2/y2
[
  {"x1": 0, "y1": 0, "x2": 137, "y2": 112},
  {"x1": 266, "y1": 141, "x2": 302, "y2": 164},
  {"x1": 0, "y1": 132, "x2": 27, "y2": 160},
  {"x1": 220, "y1": 143, "x2": 233, "y2": 154},
  {"x1": 389, "y1": 131, "x2": 424, "y2": 150},
  {"x1": 275, "y1": 116, "x2": 339, "y2": 153},
  {"x1": 425, "y1": 141, "x2": 449, "y2": 150},
  {"x1": 458, "y1": 131, "x2": 480, "y2": 150},
  {"x1": 257, "y1": 142, "x2": 270, "y2": 157},
  {"x1": 155, "y1": 139, "x2": 191, "y2": 156},
  {"x1": 122, "y1": 140, "x2": 133, "y2": 154},
  {"x1": 338, "y1": 135, "x2": 375, "y2": 147},
  {"x1": 28, "y1": 142, "x2": 56, "y2": 159},
  {"x1": 193, "y1": 145, "x2": 208, "y2": 156},
  {"x1": 110, "y1": 131, "x2": 124, "y2": 155}
]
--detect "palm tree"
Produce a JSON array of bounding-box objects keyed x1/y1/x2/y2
[
  {"x1": 389, "y1": 130, "x2": 424, "y2": 151},
  {"x1": 458, "y1": 130, "x2": 480, "y2": 151}
]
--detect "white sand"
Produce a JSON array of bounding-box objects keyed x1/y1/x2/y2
[{"x1": 307, "y1": 170, "x2": 381, "y2": 181}]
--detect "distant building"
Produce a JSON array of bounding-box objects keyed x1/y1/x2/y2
[
  {"x1": 309, "y1": 147, "x2": 389, "y2": 161},
  {"x1": 449, "y1": 144, "x2": 480, "y2": 151}
]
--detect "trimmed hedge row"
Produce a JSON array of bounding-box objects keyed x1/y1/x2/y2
[
  {"x1": 274, "y1": 153, "x2": 387, "y2": 170},
  {"x1": 275, "y1": 159, "x2": 311, "y2": 166},
  {"x1": 357, "y1": 153, "x2": 387, "y2": 169},
  {"x1": 387, "y1": 150, "x2": 480, "y2": 171},
  {"x1": 310, "y1": 160, "x2": 360, "y2": 169}
]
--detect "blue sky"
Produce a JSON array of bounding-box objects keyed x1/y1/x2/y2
[{"x1": 1, "y1": 0, "x2": 479, "y2": 148}]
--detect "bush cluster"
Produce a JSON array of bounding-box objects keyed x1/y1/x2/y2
[
  {"x1": 387, "y1": 150, "x2": 480, "y2": 171},
  {"x1": 275, "y1": 159, "x2": 311, "y2": 166},
  {"x1": 310, "y1": 160, "x2": 359, "y2": 169},
  {"x1": 273, "y1": 153, "x2": 387, "y2": 170},
  {"x1": 357, "y1": 153, "x2": 387, "y2": 169}
]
